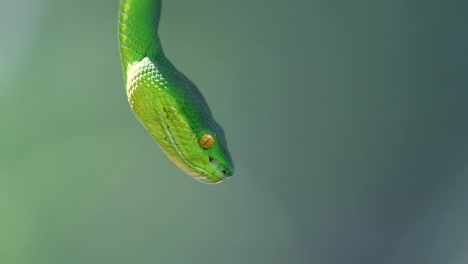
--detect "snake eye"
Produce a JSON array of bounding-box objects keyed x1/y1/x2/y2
[{"x1": 199, "y1": 134, "x2": 215, "y2": 149}]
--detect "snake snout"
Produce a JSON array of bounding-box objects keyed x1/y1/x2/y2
[{"x1": 209, "y1": 156, "x2": 233, "y2": 178}]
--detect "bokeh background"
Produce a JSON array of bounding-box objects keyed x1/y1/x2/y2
[{"x1": 1, "y1": 0, "x2": 467, "y2": 263}]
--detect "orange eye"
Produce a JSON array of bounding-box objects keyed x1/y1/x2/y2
[{"x1": 199, "y1": 134, "x2": 215, "y2": 149}]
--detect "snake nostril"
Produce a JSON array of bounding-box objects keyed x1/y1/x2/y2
[
  {"x1": 209, "y1": 156, "x2": 214, "y2": 162},
  {"x1": 221, "y1": 170, "x2": 226, "y2": 175}
]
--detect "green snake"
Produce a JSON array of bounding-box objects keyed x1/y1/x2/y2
[{"x1": 118, "y1": 0, "x2": 234, "y2": 183}]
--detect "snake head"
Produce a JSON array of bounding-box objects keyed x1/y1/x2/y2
[
  {"x1": 127, "y1": 58, "x2": 234, "y2": 184},
  {"x1": 163, "y1": 129, "x2": 235, "y2": 184}
]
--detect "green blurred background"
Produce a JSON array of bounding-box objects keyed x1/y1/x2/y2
[{"x1": 1, "y1": 0, "x2": 467, "y2": 263}]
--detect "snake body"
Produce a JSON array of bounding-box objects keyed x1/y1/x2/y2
[{"x1": 118, "y1": 0, "x2": 234, "y2": 183}]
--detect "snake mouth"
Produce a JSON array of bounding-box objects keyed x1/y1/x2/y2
[{"x1": 162, "y1": 147, "x2": 230, "y2": 184}]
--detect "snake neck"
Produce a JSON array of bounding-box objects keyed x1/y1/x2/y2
[{"x1": 118, "y1": 0, "x2": 164, "y2": 79}]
